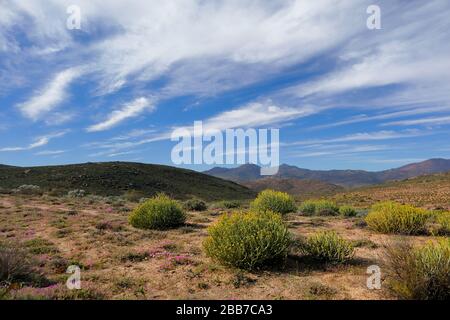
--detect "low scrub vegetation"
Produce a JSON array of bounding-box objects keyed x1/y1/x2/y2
[
  {"x1": 299, "y1": 200, "x2": 339, "y2": 216},
  {"x1": 365, "y1": 202, "x2": 429, "y2": 235},
  {"x1": 0, "y1": 242, "x2": 48, "y2": 287},
  {"x1": 339, "y1": 205, "x2": 358, "y2": 217},
  {"x1": 250, "y1": 190, "x2": 297, "y2": 215},
  {"x1": 385, "y1": 239, "x2": 450, "y2": 300},
  {"x1": 436, "y1": 212, "x2": 450, "y2": 235},
  {"x1": 1, "y1": 243, "x2": 32, "y2": 283},
  {"x1": 203, "y1": 211, "x2": 291, "y2": 270},
  {"x1": 183, "y1": 199, "x2": 207, "y2": 211},
  {"x1": 128, "y1": 194, "x2": 186, "y2": 230},
  {"x1": 67, "y1": 189, "x2": 86, "y2": 198},
  {"x1": 12, "y1": 185, "x2": 42, "y2": 196},
  {"x1": 122, "y1": 190, "x2": 146, "y2": 202},
  {"x1": 299, "y1": 231, "x2": 354, "y2": 264},
  {"x1": 221, "y1": 200, "x2": 241, "y2": 209}
]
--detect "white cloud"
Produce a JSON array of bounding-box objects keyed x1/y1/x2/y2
[
  {"x1": 17, "y1": 68, "x2": 83, "y2": 120},
  {"x1": 0, "y1": 131, "x2": 68, "y2": 152},
  {"x1": 35, "y1": 150, "x2": 66, "y2": 156},
  {"x1": 310, "y1": 106, "x2": 450, "y2": 130},
  {"x1": 284, "y1": 1, "x2": 450, "y2": 112},
  {"x1": 84, "y1": 101, "x2": 312, "y2": 152},
  {"x1": 201, "y1": 102, "x2": 315, "y2": 133},
  {"x1": 382, "y1": 115, "x2": 450, "y2": 127},
  {"x1": 291, "y1": 130, "x2": 427, "y2": 146},
  {"x1": 289, "y1": 145, "x2": 389, "y2": 158},
  {"x1": 1, "y1": 0, "x2": 368, "y2": 97},
  {"x1": 87, "y1": 97, "x2": 154, "y2": 132}
]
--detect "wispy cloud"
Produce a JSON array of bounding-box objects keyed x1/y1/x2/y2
[
  {"x1": 201, "y1": 102, "x2": 315, "y2": 133},
  {"x1": 87, "y1": 97, "x2": 155, "y2": 132},
  {"x1": 382, "y1": 115, "x2": 450, "y2": 126},
  {"x1": 290, "y1": 130, "x2": 427, "y2": 146},
  {"x1": 17, "y1": 68, "x2": 83, "y2": 120},
  {"x1": 0, "y1": 131, "x2": 68, "y2": 152},
  {"x1": 309, "y1": 106, "x2": 450, "y2": 130},
  {"x1": 35, "y1": 150, "x2": 66, "y2": 156}
]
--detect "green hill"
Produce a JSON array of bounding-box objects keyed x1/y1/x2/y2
[{"x1": 0, "y1": 162, "x2": 255, "y2": 201}]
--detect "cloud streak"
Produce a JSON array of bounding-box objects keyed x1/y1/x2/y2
[
  {"x1": 0, "y1": 131, "x2": 68, "y2": 152},
  {"x1": 87, "y1": 97, "x2": 155, "y2": 132},
  {"x1": 290, "y1": 130, "x2": 427, "y2": 146},
  {"x1": 17, "y1": 68, "x2": 83, "y2": 121}
]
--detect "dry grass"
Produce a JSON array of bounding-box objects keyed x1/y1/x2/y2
[{"x1": 0, "y1": 194, "x2": 444, "y2": 300}]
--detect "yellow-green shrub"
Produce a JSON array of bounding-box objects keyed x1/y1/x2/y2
[
  {"x1": 183, "y1": 199, "x2": 207, "y2": 211},
  {"x1": 339, "y1": 205, "x2": 358, "y2": 217},
  {"x1": 385, "y1": 239, "x2": 450, "y2": 300},
  {"x1": 299, "y1": 200, "x2": 339, "y2": 216},
  {"x1": 203, "y1": 211, "x2": 291, "y2": 270},
  {"x1": 129, "y1": 194, "x2": 186, "y2": 230},
  {"x1": 365, "y1": 202, "x2": 429, "y2": 235},
  {"x1": 250, "y1": 190, "x2": 296, "y2": 215},
  {"x1": 300, "y1": 231, "x2": 354, "y2": 264},
  {"x1": 436, "y1": 212, "x2": 450, "y2": 235}
]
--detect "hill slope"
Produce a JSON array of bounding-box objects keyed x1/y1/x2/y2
[
  {"x1": 243, "y1": 177, "x2": 344, "y2": 200},
  {"x1": 333, "y1": 172, "x2": 450, "y2": 210},
  {"x1": 0, "y1": 162, "x2": 255, "y2": 201},
  {"x1": 204, "y1": 159, "x2": 450, "y2": 187}
]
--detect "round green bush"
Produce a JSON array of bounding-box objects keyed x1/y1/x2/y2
[
  {"x1": 183, "y1": 199, "x2": 207, "y2": 211},
  {"x1": 300, "y1": 231, "x2": 354, "y2": 264},
  {"x1": 299, "y1": 200, "x2": 339, "y2": 216},
  {"x1": 365, "y1": 202, "x2": 429, "y2": 235},
  {"x1": 203, "y1": 211, "x2": 292, "y2": 270},
  {"x1": 339, "y1": 205, "x2": 358, "y2": 217},
  {"x1": 250, "y1": 190, "x2": 296, "y2": 215},
  {"x1": 129, "y1": 194, "x2": 186, "y2": 230}
]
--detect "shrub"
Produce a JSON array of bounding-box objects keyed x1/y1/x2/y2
[
  {"x1": 365, "y1": 202, "x2": 429, "y2": 235},
  {"x1": 250, "y1": 190, "x2": 296, "y2": 215},
  {"x1": 13, "y1": 185, "x2": 42, "y2": 196},
  {"x1": 203, "y1": 211, "x2": 291, "y2": 270},
  {"x1": 183, "y1": 199, "x2": 207, "y2": 211},
  {"x1": 123, "y1": 190, "x2": 146, "y2": 202},
  {"x1": 222, "y1": 200, "x2": 241, "y2": 209},
  {"x1": 67, "y1": 189, "x2": 86, "y2": 198},
  {"x1": 298, "y1": 200, "x2": 316, "y2": 215},
  {"x1": 0, "y1": 243, "x2": 48, "y2": 287},
  {"x1": 385, "y1": 239, "x2": 450, "y2": 300},
  {"x1": 339, "y1": 205, "x2": 358, "y2": 217},
  {"x1": 0, "y1": 187, "x2": 11, "y2": 195},
  {"x1": 0, "y1": 244, "x2": 33, "y2": 283},
  {"x1": 300, "y1": 231, "x2": 354, "y2": 264},
  {"x1": 299, "y1": 200, "x2": 339, "y2": 216},
  {"x1": 128, "y1": 194, "x2": 186, "y2": 230},
  {"x1": 436, "y1": 212, "x2": 450, "y2": 235}
]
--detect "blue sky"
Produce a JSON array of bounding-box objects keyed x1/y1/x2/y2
[{"x1": 1, "y1": 0, "x2": 449, "y2": 171}]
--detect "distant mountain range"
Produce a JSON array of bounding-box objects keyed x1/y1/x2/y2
[
  {"x1": 204, "y1": 158, "x2": 450, "y2": 187},
  {"x1": 0, "y1": 162, "x2": 255, "y2": 201}
]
